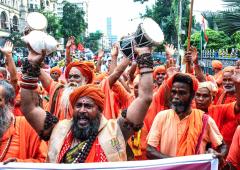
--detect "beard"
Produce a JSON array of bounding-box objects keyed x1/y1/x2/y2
[
  {"x1": 223, "y1": 85, "x2": 235, "y2": 93},
  {"x1": 61, "y1": 83, "x2": 79, "y2": 110},
  {"x1": 170, "y1": 100, "x2": 191, "y2": 114},
  {"x1": 0, "y1": 105, "x2": 12, "y2": 138},
  {"x1": 72, "y1": 113, "x2": 100, "y2": 141}
]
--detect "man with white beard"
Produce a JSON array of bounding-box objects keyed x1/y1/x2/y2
[
  {"x1": 0, "y1": 80, "x2": 47, "y2": 163},
  {"x1": 216, "y1": 66, "x2": 236, "y2": 104},
  {"x1": 38, "y1": 61, "x2": 94, "y2": 120}
]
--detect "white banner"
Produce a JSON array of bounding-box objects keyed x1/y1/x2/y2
[{"x1": 0, "y1": 154, "x2": 218, "y2": 170}]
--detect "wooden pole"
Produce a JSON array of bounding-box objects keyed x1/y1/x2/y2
[{"x1": 186, "y1": 0, "x2": 194, "y2": 73}]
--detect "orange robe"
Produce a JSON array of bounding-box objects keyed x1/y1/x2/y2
[
  {"x1": 208, "y1": 102, "x2": 240, "y2": 148},
  {"x1": 227, "y1": 126, "x2": 240, "y2": 169},
  {"x1": 0, "y1": 116, "x2": 47, "y2": 162},
  {"x1": 213, "y1": 70, "x2": 223, "y2": 86},
  {"x1": 216, "y1": 91, "x2": 236, "y2": 105}
]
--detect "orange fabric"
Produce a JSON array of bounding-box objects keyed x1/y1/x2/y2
[
  {"x1": 50, "y1": 66, "x2": 62, "y2": 76},
  {"x1": 216, "y1": 91, "x2": 236, "y2": 105},
  {"x1": 176, "y1": 109, "x2": 203, "y2": 156},
  {"x1": 69, "y1": 84, "x2": 105, "y2": 110},
  {"x1": 84, "y1": 61, "x2": 96, "y2": 71},
  {"x1": 208, "y1": 102, "x2": 240, "y2": 148},
  {"x1": 213, "y1": 70, "x2": 223, "y2": 86},
  {"x1": 227, "y1": 126, "x2": 240, "y2": 169},
  {"x1": 212, "y1": 60, "x2": 223, "y2": 69},
  {"x1": 147, "y1": 109, "x2": 223, "y2": 157},
  {"x1": 65, "y1": 61, "x2": 94, "y2": 84},
  {"x1": 0, "y1": 117, "x2": 47, "y2": 162},
  {"x1": 100, "y1": 78, "x2": 118, "y2": 119},
  {"x1": 153, "y1": 65, "x2": 166, "y2": 79},
  {"x1": 94, "y1": 73, "x2": 107, "y2": 84}
]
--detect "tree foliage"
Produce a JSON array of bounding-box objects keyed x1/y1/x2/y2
[
  {"x1": 8, "y1": 32, "x2": 25, "y2": 47},
  {"x1": 135, "y1": 0, "x2": 190, "y2": 48},
  {"x1": 39, "y1": 10, "x2": 62, "y2": 39},
  {"x1": 185, "y1": 29, "x2": 233, "y2": 50},
  {"x1": 83, "y1": 31, "x2": 103, "y2": 52},
  {"x1": 60, "y1": 1, "x2": 87, "y2": 44}
]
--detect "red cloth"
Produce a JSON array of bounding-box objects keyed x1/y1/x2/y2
[{"x1": 65, "y1": 61, "x2": 94, "y2": 84}]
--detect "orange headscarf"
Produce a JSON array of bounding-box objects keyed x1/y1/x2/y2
[
  {"x1": 167, "y1": 73, "x2": 199, "y2": 92},
  {"x1": 69, "y1": 84, "x2": 105, "y2": 110},
  {"x1": 50, "y1": 66, "x2": 62, "y2": 76},
  {"x1": 153, "y1": 65, "x2": 166, "y2": 79},
  {"x1": 212, "y1": 60, "x2": 223, "y2": 70},
  {"x1": 65, "y1": 61, "x2": 94, "y2": 84},
  {"x1": 84, "y1": 61, "x2": 96, "y2": 71}
]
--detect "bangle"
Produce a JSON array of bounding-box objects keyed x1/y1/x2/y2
[
  {"x1": 20, "y1": 82, "x2": 38, "y2": 90},
  {"x1": 21, "y1": 75, "x2": 38, "y2": 83},
  {"x1": 136, "y1": 53, "x2": 153, "y2": 69},
  {"x1": 140, "y1": 70, "x2": 153, "y2": 75}
]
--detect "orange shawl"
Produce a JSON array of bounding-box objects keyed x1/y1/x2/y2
[{"x1": 176, "y1": 109, "x2": 204, "y2": 156}]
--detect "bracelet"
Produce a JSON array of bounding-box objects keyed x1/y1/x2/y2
[
  {"x1": 136, "y1": 53, "x2": 153, "y2": 69},
  {"x1": 21, "y1": 75, "x2": 39, "y2": 84},
  {"x1": 20, "y1": 82, "x2": 38, "y2": 90},
  {"x1": 140, "y1": 70, "x2": 153, "y2": 75},
  {"x1": 21, "y1": 58, "x2": 41, "y2": 78},
  {"x1": 39, "y1": 111, "x2": 59, "y2": 141}
]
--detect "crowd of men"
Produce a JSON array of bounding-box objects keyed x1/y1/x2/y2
[{"x1": 0, "y1": 35, "x2": 239, "y2": 170}]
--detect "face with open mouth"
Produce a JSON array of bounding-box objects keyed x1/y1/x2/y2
[{"x1": 72, "y1": 96, "x2": 101, "y2": 140}]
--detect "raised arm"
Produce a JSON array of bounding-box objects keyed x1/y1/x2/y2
[
  {"x1": 21, "y1": 50, "x2": 58, "y2": 140},
  {"x1": 108, "y1": 45, "x2": 131, "y2": 88},
  {"x1": 118, "y1": 47, "x2": 153, "y2": 140},
  {"x1": 232, "y1": 61, "x2": 240, "y2": 113},
  {"x1": 0, "y1": 41, "x2": 18, "y2": 90},
  {"x1": 65, "y1": 36, "x2": 75, "y2": 67},
  {"x1": 108, "y1": 44, "x2": 118, "y2": 75},
  {"x1": 95, "y1": 49, "x2": 105, "y2": 73}
]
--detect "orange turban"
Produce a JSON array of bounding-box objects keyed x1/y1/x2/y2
[
  {"x1": 167, "y1": 73, "x2": 199, "y2": 92},
  {"x1": 212, "y1": 60, "x2": 223, "y2": 70},
  {"x1": 223, "y1": 66, "x2": 235, "y2": 73},
  {"x1": 50, "y1": 66, "x2": 62, "y2": 76},
  {"x1": 69, "y1": 84, "x2": 105, "y2": 110},
  {"x1": 65, "y1": 61, "x2": 94, "y2": 84},
  {"x1": 84, "y1": 61, "x2": 96, "y2": 71},
  {"x1": 153, "y1": 65, "x2": 166, "y2": 79}
]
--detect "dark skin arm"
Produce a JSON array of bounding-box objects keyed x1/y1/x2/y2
[
  {"x1": 118, "y1": 47, "x2": 153, "y2": 141},
  {"x1": 146, "y1": 145, "x2": 171, "y2": 159}
]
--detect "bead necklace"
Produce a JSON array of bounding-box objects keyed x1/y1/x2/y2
[{"x1": 72, "y1": 132, "x2": 98, "y2": 163}]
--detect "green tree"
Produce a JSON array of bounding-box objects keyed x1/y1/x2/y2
[
  {"x1": 83, "y1": 31, "x2": 103, "y2": 52},
  {"x1": 185, "y1": 29, "x2": 232, "y2": 50},
  {"x1": 60, "y1": 1, "x2": 87, "y2": 44},
  {"x1": 40, "y1": 10, "x2": 62, "y2": 39},
  {"x1": 135, "y1": 0, "x2": 190, "y2": 48},
  {"x1": 8, "y1": 32, "x2": 25, "y2": 47},
  {"x1": 231, "y1": 31, "x2": 240, "y2": 50}
]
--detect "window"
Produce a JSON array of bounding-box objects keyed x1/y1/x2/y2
[
  {"x1": 1, "y1": 12, "x2": 7, "y2": 29},
  {"x1": 12, "y1": 15, "x2": 18, "y2": 31}
]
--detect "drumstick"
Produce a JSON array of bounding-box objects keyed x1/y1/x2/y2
[{"x1": 186, "y1": 0, "x2": 194, "y2": 73}]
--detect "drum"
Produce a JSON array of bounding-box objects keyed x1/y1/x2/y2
[
  {"x1": 26, "y1": 12, "x2": 47, "y2": 33},
  {"x1": 134, "y1": 18, "x2": 164, "y2": 47},
  {"x1": 119, "y1": 18, "x2": 164, "y2": 59}
]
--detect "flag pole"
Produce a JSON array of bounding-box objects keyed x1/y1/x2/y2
[{"x1": 186, "y1": 0, "x2": 194, "y2": 73}]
